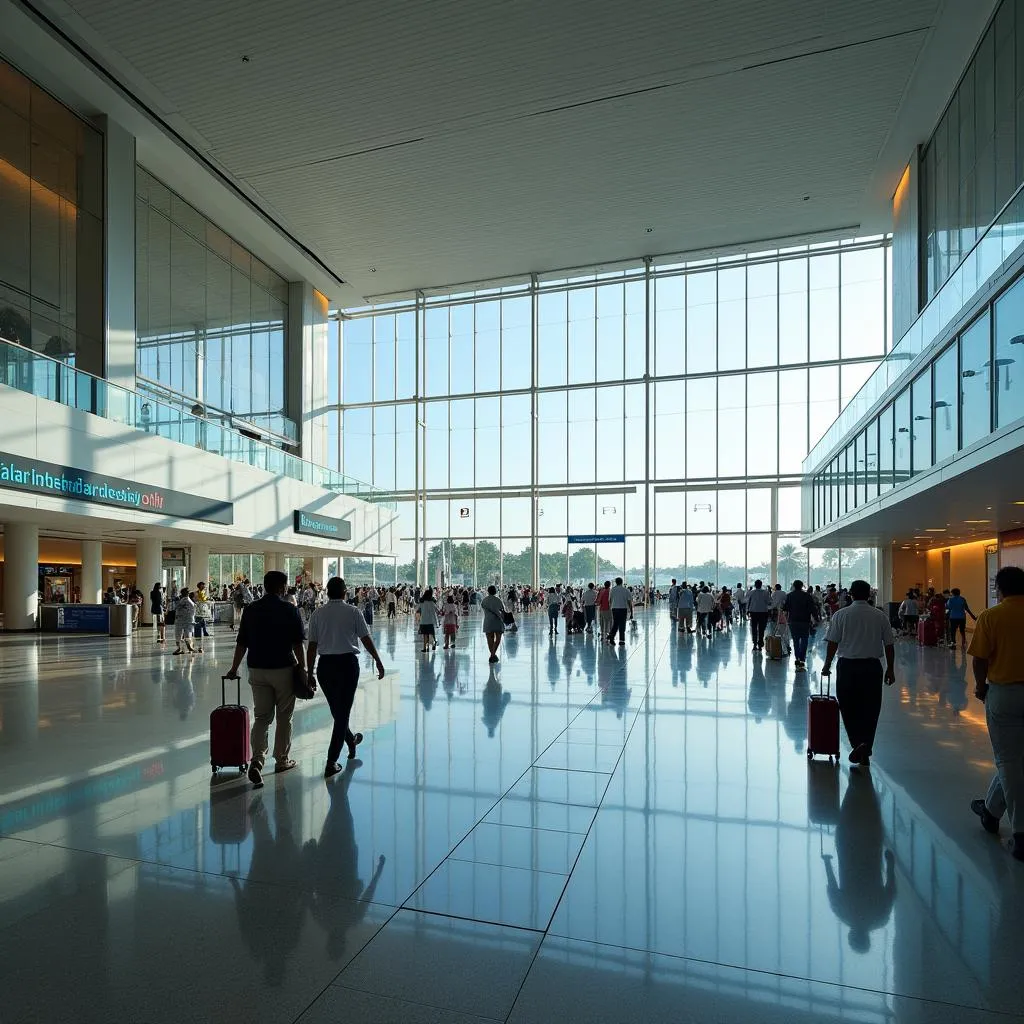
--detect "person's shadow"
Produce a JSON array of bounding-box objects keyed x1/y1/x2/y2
[
  {"x1": 230, "y1": 789, "x2": 307, "y2": 986},
  {"x1": 417, "y1": 655, "x2": 439, "y2": 711},
  {"x1": 481, "y1": 665, "x2": 512, "y2": 737},
  {"x1": 747, "y1": 659, "x2": 770, "y2": 723},
  {"x1": 547, "y1": 639, "x2": 561, "y2": 689},
  {"x1": 303, "y1": 765, "x2": 385, "y2": 961},
  {"x1": 822, "y1": 770, "x2": 896, "y2": 953},
  {"x1": 786, "y1": 674, "x2": 809, "y2": 753},
  {"x1": 579, "y1": 633, "x2": 597, "y2": 686},
  {"x1": 602, "y1": 646, "x2": 631, "y2": 718}
]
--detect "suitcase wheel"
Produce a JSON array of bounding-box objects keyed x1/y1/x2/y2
[
  {"x1": 211, "y1": 762, "x2": 218, "y2": 774},
  {"x1": 807, "y1": 749, "x2": 813, "y2": 759},
  {"x1": 240, "y1": 763, "x2": 248, "y2": 774}
]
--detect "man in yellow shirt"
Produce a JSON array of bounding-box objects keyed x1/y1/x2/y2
[{"x1": 968, "y1": 565, "x2": 1024, "y2": 860}]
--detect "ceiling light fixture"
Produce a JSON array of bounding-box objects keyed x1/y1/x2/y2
[
  {"x1": 964, "y1": 519, "x2": 990, "y2": 523},
  {"x1": 925, "y1": 528, "x2": 947, "y2": 532}
]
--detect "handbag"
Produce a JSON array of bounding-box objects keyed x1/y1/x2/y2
[
  {"x1": 164, "y1": 608, "x2": 176, "y2": 626},
  {"x1": 292, "y1": 662, "x2": 317, "y2": 700}
]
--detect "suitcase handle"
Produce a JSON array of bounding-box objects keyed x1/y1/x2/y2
[
  {"x1": 817, "y1": 670, "x2": 830, "y2": 697},
  {"x1": 222, "y1": 674, "x2": 242, "y2": 706}
]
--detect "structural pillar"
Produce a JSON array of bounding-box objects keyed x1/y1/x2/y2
[
  {"x1": 189, "y1": 544, "x2": 210, "y2": 587},
  {"x1": 136, "y1": 537, "x2": 162, "y2": 625},
  {"x1": 4, "y1": 523, "x2": 39, "y2": 631},
  {"x1": 81, "y1": 540, "x2": 103, "y2": 605},
  {"x1": 263, "y1": 551, "x2": 281, "y2": 575}
]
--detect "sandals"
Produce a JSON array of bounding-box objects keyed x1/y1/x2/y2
[
  {"x1": 347, "y1": 732, "x2": 364, "y2": 760},
  {"x1": 276, "y1": 759, "x2": 298, "y2": 773}
]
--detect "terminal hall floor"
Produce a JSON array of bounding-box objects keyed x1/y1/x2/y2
[{"x1": 0, "y1": 608, "x2": 1021, "y2": 1023}]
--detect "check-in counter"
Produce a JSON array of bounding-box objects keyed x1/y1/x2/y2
[{"x1": 39, "y1": 604, "x2": 110, "y2": 633}]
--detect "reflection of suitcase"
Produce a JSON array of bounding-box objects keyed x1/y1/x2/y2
[
  {"x1": 572, "y1": 610, "x2": 585, "y2": 631},
  {"x1": 208, "y1": 787, "x2": 251, "y2": 844},
  {"x1": 211, "y1": 676, "x2": 251, "y2": 775},
  {"x1": 807, "y1": 674, "x2": 840, "y2": 762},
  {"x1": 765, "y1": 633, "x2": 785, "y2": 660},
  {"x1": 917, "y1": 619, "x2": 939, "y2": 646},
  {"x1": 807, "y1": 761, "x2": 840, "y2": 823}
]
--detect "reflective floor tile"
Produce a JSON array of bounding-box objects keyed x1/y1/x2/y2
[
  {"x1": 506, "y1": 935, "x2": 1010, "y2": 1024},
  {"x1": 297, "y1": 986, "x2": 497, "y2": 1024},
  {"x1": 450, "y1": 821, "x2": 587, "y2": 874},
  {"x1": 335, "y1": 909, "x2": 543, "y2": 1019},
  {"x1": 407, "y1": 857, "x2": 568, "y2": 930},
  {"x1": 0, "y1": 861, "x2": 394, "y2": 1024},
  {"x1": 508, "y1": 766, "x2": 611, "y2": 807},
  {"x1": 534, "y1": 738, "x2": 622, "y2": 773},
  {"x1": 483, "y1": 795, "x2": 597, "y2": 833}
]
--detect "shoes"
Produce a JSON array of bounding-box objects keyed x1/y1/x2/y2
[
  {"x1": 488, "y1": 654, "x2": 499, "y2": 663},
  {"x1": 248, "y1": 764, "x2": 264, "y2": 788},
  {"x1": 848, "y1": 744, "x2": 870, "y2": 765},
  {"x1": 618, "y1": 640, "x2": 625, "y2": 646},
  {"x1": 276, "y1": 759, "x2": 297, "y2": 773},
  {"x1": 347, "y1": 732, "x2": 364, "y2": 759},
  {"x1": 172, "y1": 649, "x2": 182, "y2": 655},
  {"x1": 795, "y1": 660, "x2": 805, "y2": 670},
  {"x1": 324, "y1": 762, "x2": 343, "y2": 779},
  {"x1": 971, "y1": 798, "x2": 1000, "y2": 834}
]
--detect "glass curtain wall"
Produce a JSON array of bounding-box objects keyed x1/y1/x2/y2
[
  {"x1": 0, "y1": 57, "x2": 103, "y2": 376},
  {"x1": 135, "y1": 168, "x2": 293, "y2": 442},
  {"x1": 336, "y1": 238, "x2": 889, "y2": 588},
  {"x1": 920, "y1": 0, "x2": 1024, "y2": 302}
]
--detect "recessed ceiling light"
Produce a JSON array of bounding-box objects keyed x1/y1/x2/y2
[
  {"x1": 645, "y1": 227, "x2": 654, "y2": 233},
  {"x1": 964, "y1": 519, "x2": 990, "y2": 523},
  {"x1": 925, "y1": 528, "x2": 947, "y2": 532}
]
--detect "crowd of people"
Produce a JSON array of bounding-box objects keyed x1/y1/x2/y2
[{"x1": 897, "y1": 586, "x2": 977, "y2": 648}]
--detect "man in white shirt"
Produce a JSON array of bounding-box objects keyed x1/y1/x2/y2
[
  {"x1": 746, "y1": 580, "x2": 772, "y2": 651},
  {"x1": 306, "y1": 577, "x2": 386, "y2": 778},
  {"x1": 770, "y1": 584, "x2": 786, "y2": 620},
  {"x1": 607, "y1": 577, "x2": 632, "y2": 645},
  {"x1": 734, "y1": 584, "x2": 747, "y2": 621},
  {"x1": 582, "y1": 582, "x2": 599, "y2": 634},
  {"x1": 667, "y1": 579, "x2": 680, "y2": 623},
  {"x1": 821, "y1": 579, "x2": 896, "y2": 767}
]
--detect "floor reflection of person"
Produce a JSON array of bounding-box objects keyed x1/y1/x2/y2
[
  {"x1": 547, "y1": 640, "x2": 561, "y2": 688},
  {"x1": 305, "y1": 764, "x2": 385, "y2": 961},
  {"x1": 603, "y1": 647, "x2": 631, "y2": 718},
  {"x1": 481, "y1": 665, "x2": 511, "y2": 737},
  {"x1": 786, "y1": 675, "x2": 809, "y2": 752},
  {"x1": 822, "y1": 771, "x2": 895, "y2": 953},
  {"x1": 748, "y1": 660, "x2": 770, "y2": 723},
  {"x1": 230, "y1": 790, "x2": 307, "y2": 986},
  {"x1": 417, "y1": 654, "x2": 439, "y2": 711}
]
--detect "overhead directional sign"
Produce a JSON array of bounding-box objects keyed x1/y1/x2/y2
[{"x1": 567, "y1": 534, "x2": 625, "y2": 544}]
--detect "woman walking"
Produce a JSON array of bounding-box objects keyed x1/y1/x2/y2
[
  {"x1": 417, "y1": 588, "x2": 439, "y2": 651},
  {"x1": 480, "y1": 585, "x2": 507, "y2": 664},
  {"x1": 150, "y1": 582, "x2": 166, "y2": 644}
]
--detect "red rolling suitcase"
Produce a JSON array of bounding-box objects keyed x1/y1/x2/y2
[
  {"x1": 211, "y1": 675, "x2": 251, "y2": 775},
  {"x1": 807, "y1": 672, "x2": 840, "y2": 763},
  {"x1": 917, "y1": 619, "x2": 939, "y2": 646}
]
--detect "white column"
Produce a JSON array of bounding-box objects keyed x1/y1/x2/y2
[
  {"x1": 136, "y1": 537, "x2": 162, "y2": 625},
  {"x1": 80, "y1": 540, "x2": 103, "y2": 605},
  {"x1": 189, "y1": 544, "x2": 210, "y2": 587},
  {"x1": 263, "y1": 551, "x2": 281, "y2": 574},
  {"x1": 4, "y1": 523, "x2": 39, "y2": 631}
]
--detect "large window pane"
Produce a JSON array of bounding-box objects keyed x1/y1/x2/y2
[
  {"x1": 911, "y1": 370, "x2": 932, "y2": 474},
  {"x1": 894, "y1": 388, "x2": 911, "y2": 485},
  {"x1": 686, "y1": 272, "x2": 716, "y2": 373},
  {"x1": 960, "y1": 310, "x2": 991, "y2": 447},
  {"x1": 994, "y1": 275, "x2": 1024, "y2": 428},
  {"x1": 932, "y1": 342, "x2": 959, "y2": 463}
]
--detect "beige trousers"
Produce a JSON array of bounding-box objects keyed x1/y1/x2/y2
[{"x1": 248, "y1": 666, "x2": 296, "y2": 770}]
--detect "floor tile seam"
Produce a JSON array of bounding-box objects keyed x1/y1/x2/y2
[
  {"x1": 539, "y1": 930, "x2": 1008, "y2": 1015},
  {"x1": 389, "y1": 904, "x2": 547, "y2": 937},
  {"x1": 531, "y1": 764, "x2": 614, "y2": 776},
  {"x1": 445, "y1": 850, "x2": 572, "y2": 877},
  {"x1": 288, "y1": 902, "x2": 405, "y2": 1024},
  {"x1": 2, "y1": 835, "x2": 403, "y2": 907}
]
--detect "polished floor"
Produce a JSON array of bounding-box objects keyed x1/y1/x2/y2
[{"x1": 1, "y1": 608, "x2": 1022, "y2": 1023}]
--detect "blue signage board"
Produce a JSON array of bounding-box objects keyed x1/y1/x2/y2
[
  {"x1": 57, "y1": 605, "x2": 110, "y2": 632},
  {"x1": 567, "y1": 534, "x2": 626, "y2": 545},
  {"x1": 293, "y1": 509, "x2": 352, "y2": 541},
  {"x1": 0, "y1": 451, "x2": 233, "y2": 523}
]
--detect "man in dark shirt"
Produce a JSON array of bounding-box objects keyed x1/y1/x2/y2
[
  {"x1": 227, "y1": 570, "x2": 307, "y2": 787},
  {"x1": 783, "y1": 579, "x2": 820, "y2": 671}
]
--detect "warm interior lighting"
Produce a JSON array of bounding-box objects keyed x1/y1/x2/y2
[
  {"x1": 924, "y1": 528, "x2": 947, "y2": 532},
  {"x1": 893, "y1": 163, "x2": 912, "y2": 212},
  {"x1": 964, "y1": 519, "x2": 991, "y2": 523},
  {"x1": 0, "y1": 157, "x2": 74, "y2": 215}
]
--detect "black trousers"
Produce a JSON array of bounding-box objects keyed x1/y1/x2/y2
[
  {"x1": 749, "y1": 612, "x2": 769, "y2": 646},
  {"x1": 836, "y1": 657, "x2": 883, "y2": 752},
  {"x1": 610, "y1": 608, "x2": 627, "y2": 642},
  {"x1": 317, "y1": 653, "x2": 360, "y2": 765}
]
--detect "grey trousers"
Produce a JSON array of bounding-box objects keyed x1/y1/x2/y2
[{"x1": 984, "y1": 682, "x2": 1024, "y2": 834}]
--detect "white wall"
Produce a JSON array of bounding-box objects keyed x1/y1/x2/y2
[{"x1": 0, "y1": 385, "x2": 396, "y2": 556}]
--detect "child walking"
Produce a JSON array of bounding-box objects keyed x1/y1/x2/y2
[{"x1": 442, "y1": 596, "x2": 460, "y2": 649}]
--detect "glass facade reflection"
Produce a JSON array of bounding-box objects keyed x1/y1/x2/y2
[
  {"x1": 336, "y1": 239, "x2": 888, "y2": 587},
  {"x1": 0, "y1": 57, "x2": 103, "y2": 375},
  {"x1": 135, "y1": 168, "x2": 292, "y2": 441},
  {"x1": 811, "y1": 263, "x2": 1024, "y2": 532},
  {"x1": 921, "y1": 0, "x2": 1023, "y2": 302}
]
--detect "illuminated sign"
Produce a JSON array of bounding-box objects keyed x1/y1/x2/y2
[
  {"x1": 0, "y1": 451, "x2": 233, "y2": 523},
  {"x1": 568, "y1": 534, "x2": 626, "y2": 544},
  {"x1": 293, "y1": 510, "x2": 352, "y2": 541}
]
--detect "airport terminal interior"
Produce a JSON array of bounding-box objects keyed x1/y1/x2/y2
[{"x1": 3, "y1": 1, "x2": 1024, "y2": 1021}]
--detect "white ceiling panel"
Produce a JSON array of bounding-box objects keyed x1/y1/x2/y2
[{"x1": 26, "y1": 0, "x2": 976, "y2": 299}]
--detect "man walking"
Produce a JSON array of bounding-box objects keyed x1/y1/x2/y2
[
  {"x1": 582, "y1": 582, "x2": 598, "y2": 634},
  {"x1": 820, "y1": 579, "x2": 895, "y2": 767},
  {"x1": 667, "y1": 579, "x2": 680, "y2": 624},
  {"x1": 607, "y1": 577, "x2": 632, "y2": 646},
  {"x1": 227, "y1": 570, "x2": 307, "y2": 787},
  {"x1": 968, "y1": 566, "x2": 1024, "y2": 859},
  {"x1": 306, "y1": 577, "x2": 386, "y2": 779},
  {"x1": 677, "y1": 582, "x2": 694, "y2": 634},
  {"x1": 734, "y1": 583, "x2": 747, "y2": 621},
  {"x1": 596, "y1": 580, "x2": 612, "y2": 639},
  {"x1": 746, "y1": 580, "x2": 772, "y2": 651},
  {"x1": 783, "y1": 580, "x2": 819, "y2": 670}
]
